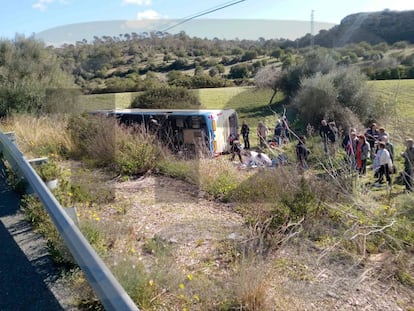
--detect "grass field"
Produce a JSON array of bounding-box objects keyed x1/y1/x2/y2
[
  {"x1": 368, "y1": 79, "x2": 414, "y2": 143},
  {"x1": 80, "y1": 91, "x2": 141, "y2": 111},
  {"x1": 369, "y1": 79, "x2": 414, "y2": 118}
]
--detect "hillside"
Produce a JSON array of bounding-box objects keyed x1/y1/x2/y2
[{"x1": 313, "y1": 9, "x2": 414, "y2": 47}]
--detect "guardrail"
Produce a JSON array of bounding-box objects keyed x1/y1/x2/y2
[{"x1": 0, "y1": 130, "x2": 139, "y2": 311}]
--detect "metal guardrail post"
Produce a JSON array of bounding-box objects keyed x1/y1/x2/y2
[{"x1": 0, "y1": 130, "x2": 139, "y2": 311}]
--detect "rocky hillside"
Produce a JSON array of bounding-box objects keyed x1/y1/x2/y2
[{"x1": 312, "y1": 10, "x2": 414, "y2": 47}]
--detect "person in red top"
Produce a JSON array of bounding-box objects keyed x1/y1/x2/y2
[{"x1": 355, "y1": 134, "x2": 370, "y2": 175}]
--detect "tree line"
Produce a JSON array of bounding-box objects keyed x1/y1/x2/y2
[{"x1": 0, "y1": 31, "x2": 412, "y2": 132}]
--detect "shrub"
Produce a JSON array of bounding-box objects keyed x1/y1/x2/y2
[
  {"x1": 67, "y1": 114, "x2": 164, "y2": 176},
  {"x1": 293, "y1": 68, "x2": 379, "y2": 129},
  {"x1": 131, "y1": 86, "x2": 200, "y2": 109},
  {"x1": 35, "y1": 161, "x2": 61, "y2": 182}
]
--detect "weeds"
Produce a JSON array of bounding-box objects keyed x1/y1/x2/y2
[
  {"x1": 0, "y1": 114, "x2": 72, "y2": 157},
  {"x1": 67, "y1": 114, "x2": 165, "y2": 176}
]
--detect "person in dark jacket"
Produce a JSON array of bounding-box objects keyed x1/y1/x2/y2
[
  {"x1": 229, "y1": 133, "x2": 243, "y2": 163},
  {"x1": 401, "y1": 138, "x2": 414, "y2": 192},
  {"x1": 240, "y1": 121, "x2": 250, "y2": 149},
  {"x1": 365, "y1": 123, "x2": 379, "y2": 159},
  {"x1": 274, "y1": 119, "x2": 283, "y2": 146},
  {"x1": 296, "y1": 135, "x2": 310, "y2": 170},
  {"x1": 319, "y1": 119, "x2": 336, "y2": 154}
]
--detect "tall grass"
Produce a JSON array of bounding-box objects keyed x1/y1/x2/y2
[
  {"x1": 0, "y1": 114, "x2": 73, "y2": 157},
  {"x1": 67, "y1": 114, "x2": 165, "y2": 176}
]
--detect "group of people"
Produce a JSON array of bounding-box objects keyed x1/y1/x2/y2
[
  {"x1": 230, "y1": 117, "x2": 414, "y2": 192},
  {"x1": 341, "y1": 122, "x2": 414, "y2": 191},
  {"x1": 228, "y1": 131, "x2": 274, "y2": 167},
  {"x1": 238, "y1": 118, "x2": 290, "y2": 152},
  {"x1": 229, "y1": 118, "x2": 292, "y2": 168}
]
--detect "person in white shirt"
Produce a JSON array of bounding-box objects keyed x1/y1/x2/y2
[{"x1": 374, "y1": 141, "x2": 393, "y2": 188}]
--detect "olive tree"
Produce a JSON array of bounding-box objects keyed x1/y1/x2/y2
[
  {"x1": 0, "y1": 35, "x2": 78, "y2": 116},
  {"x1": 293, "y1": 68, "x2": 379, "y2": 130}
]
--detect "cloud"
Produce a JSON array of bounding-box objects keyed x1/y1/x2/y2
[
  {"x1": 32, "y1": 0, "x2": 68, "y2": 11},
  {"x1": 137, "y1": 9, "x2": 163, "y2": 20},
  {"x1": 122, "y1": 0, "x2": 152, "y2": 5},
  {"x1": 32, "y1": 0, "x2": 54, "y2": 11}
]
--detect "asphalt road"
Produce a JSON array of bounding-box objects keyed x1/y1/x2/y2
[{"x1": 0, "y1": 161, "x2": 72, "y2": 311}]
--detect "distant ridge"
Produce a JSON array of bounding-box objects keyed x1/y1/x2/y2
[
  {"x1": 313, "y1": 9, "x2": 414, "y2": 47},
  {"x1": 35, "y1": 19, "x2": 336, "y2": 46}
]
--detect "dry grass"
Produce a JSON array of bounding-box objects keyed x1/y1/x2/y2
[{"x1": 0, "y1": 114, "x2": 73, "y2": 158}]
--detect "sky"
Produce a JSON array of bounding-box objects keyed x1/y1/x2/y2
[{"x1": 1, "y1": 0, "x2": 414, "y2": 40}]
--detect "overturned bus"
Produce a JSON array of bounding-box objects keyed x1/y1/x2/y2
[{"x1": 105, "y1": 108, "x2": 239, "y2": 157}]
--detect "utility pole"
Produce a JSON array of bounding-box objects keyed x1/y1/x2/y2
[{"x1": 311, "y1": 9, "x2": 315, "y2": 48}]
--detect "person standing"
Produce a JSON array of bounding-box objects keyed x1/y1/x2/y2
[
  {"x1": 342, "y1": 129, "x2": 358, "y2": 170},
  {"x1": 381, "y1": 135, "x2": 394, "y2": 162},
  {"x1": 274, "y1": 119, "x2": 283, "y2": 146},
  {"x1": 374, "y1": 141, "x2": 393, "y2": 189},
  {"x1": 296, "y1": 135, "x2": 310, "y2": 170},
  {"x1": 355, "y1": 134, "x2": 370, "y2": 175},
  {"x1": 365, "y1": 123, "x2": 378, "y2": 160},
  {"x1": 281, "y1": 116, "x2": 290, "y2": 143},
  {"x1": 240, "y1": 121, "x2": 250, "y2": 149},
  {"x1": 257, "y1": 121, "x2": 268, "y2": 149},
  {"x1": 319, "y1": 119, "x2": 337, "y2": 155},
  {"x1": 401, "y1": 138, "x2": 414, "y2": 192},
  {"x1": 229, "y1": 133, "x2": 243, "y2": 163}
]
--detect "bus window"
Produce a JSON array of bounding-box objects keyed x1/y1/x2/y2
[
  {"x1": 191, "y1": 116, "x2": 201, "y2": 129},
  {"x1": 176, "y1": 118, "x2": 184, "y2": 128}
]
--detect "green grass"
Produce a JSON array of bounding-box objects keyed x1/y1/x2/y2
[
  {"x1": 80, "y1": 91, "x2": 141, "y2": 111},
  {"x1": 370, "y1": 79, "x2": 414, "y2": 118},
  {"x1": 196, "y1": 86, "x2": 285, "y2": 146},
  {"x1": 369, "y1": 79, "x2": 414, "y2": 143}
]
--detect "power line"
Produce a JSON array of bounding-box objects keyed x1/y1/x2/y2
[{"x1": 159, "y1": 0, "x2": 247, "y2": 33}]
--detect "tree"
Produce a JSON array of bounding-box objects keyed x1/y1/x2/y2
[
  {"x1": 293, "y1": 68, "x2": 379, "y2": 129},
  {"x1": 241, "y1": 50, "x2": 257, "y2": 61},
  {"x1": 0, "y1": 35, "x2": 78, "y2": 116},
  {"x1": 269, "y1": 48, "x2": 283, "y2": 59},
  {"x1": 229, "y1": 64, "x2": 250, "y2": 79},
  {"x1": 254, "y1": 65, "x2": 284, "y2": 105},
  {"x1": 209, "y1": 67, "x2": 218, "y2": 77},
  {"x1": 194, "y1": 66, "x2": 204, "y2": 76}
]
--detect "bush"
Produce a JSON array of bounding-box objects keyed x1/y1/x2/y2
[
  {"x1": 35, "y1": 161, "x2": 61, "y2": 182},
  {"x1": 67, "y1": 114, "x2": 164, "y2": 176},
  {"x1": 293, "y1": 68, "x2": 379, "y2": 129},
  {"x1": 131, "y1": 86, "x2": 201, "y2": 109}
]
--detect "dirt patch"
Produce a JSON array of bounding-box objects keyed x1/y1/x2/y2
[{"x1": 105, "y1": 175, "x2": 247, "y2": 269}]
